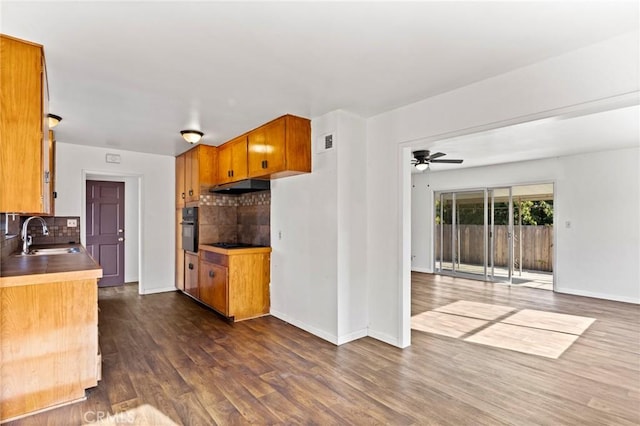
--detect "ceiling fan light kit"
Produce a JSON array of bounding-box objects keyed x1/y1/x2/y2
[{"x1": 412, "y1": 150, "x2": 463, "y2": 171}]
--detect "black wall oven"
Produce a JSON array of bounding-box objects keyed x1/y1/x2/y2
[{"x1": 181, "y1": 207, "x2": 198, "y2": 252}]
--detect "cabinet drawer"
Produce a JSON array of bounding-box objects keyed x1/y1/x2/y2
[{"x1": 201, "y1": 250, "x2": 228, "y2": 266}]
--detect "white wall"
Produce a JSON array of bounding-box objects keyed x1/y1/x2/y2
[
  {"x1": 56, "y1": 143, "x2": 175, "y2": 294},
  {"x1": 271, "y1": 110, "x2": 368, "y2": 344},
  {"x1": 86, "y1": 173, "x2": 139, "y2": 283},
  {"x1": 336, "y1": 111, "x2": 368, "y2": 344},
  {"x1": 271, "y1": 112, "x2": 339, "y2": 342},
  {"x1": 367, "y1": 31, "x2": 640, "y2": 347},
  {"x1": 412, "y1": 148, "x2": 640, "y2": 303}
]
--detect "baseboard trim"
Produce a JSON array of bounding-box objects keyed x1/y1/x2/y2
[
  {"x1": 337, "y1": 328, "x2": 368, "y2": 345},
  {"x1": 555, "y1": 287, "x2": 639, "y2": 304},
  {"x1": 367, "y1": 328, "x2": 400, "y2": 347},
  {"x1": 270, "y1": 309, "x2": 339, "y2": 345},
  {"x1": 411, "y1": 266, "x2": 433, "y2": 274},
  {"x1": 139, "y1": 286, "x2": 176, "y2": 295}
]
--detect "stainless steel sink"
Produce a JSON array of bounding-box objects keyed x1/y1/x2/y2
[{"x1": 19, "y1": 247, "x2": 81, "y2": 256}]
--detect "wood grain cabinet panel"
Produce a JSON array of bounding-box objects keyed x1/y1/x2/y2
[
  {"x1": 217, "y1": 136, "x2": 248, "y2": 184},
  {"x1": 199, "y1": 260, "x2": 228, "y2": 315},
  {"x1": 175, "y1": 154, "x2": 185, "y2": 207},
  {"x1": 0, "y1": 278, "x2": 99, "y2": 422},
  {"x1": 175, "y1": 145, "x2": 217, "y2": 207},
  {"x1": 0, "y1": 35, "x2": 52, "y2": 214},
  {"x1": 197, "y1": 247, "x2": 271, "y2": 321},
  {"x1": 247, "y1": 114, "x2": 311, "y2": 179},
  {"x1": 175, "y1": 208, "x2": 185, "y2": 291},
  {"x1": 184, "y1": 252, "x2": 199, "y2": 298}
]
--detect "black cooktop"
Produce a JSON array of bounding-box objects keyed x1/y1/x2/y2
[{"x1": 208, "y1": 242, "x2": 266, "y2": 249}]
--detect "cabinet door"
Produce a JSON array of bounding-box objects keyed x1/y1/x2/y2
[
  {"x1": 199, "y1": 261, "x2": 228, "y2": 315},
  {"x1": 46, "y1": 130, "x2": 56, "y2": 215},
  {"x1": 217, "y1": 143, "x2": 233, "y2": 184},
  {"x1": 184, "y1": 252, "x2": 199, "y2": 298},
  {"x1": 0, "y1": 36, "x2": 45, "y2": 213},
  {"x1": 217, "y1": 136, "x2": 247, "y2": 184},
  {"x1": 175, "y1": 154, "x2": 186, "y2": 207},
  {"x1": 248, "y1": 117, "x2": 285, "y2": 177},
  {"x1": 230, "y1": 137, "x2": 248, "y2": 181},
  {"x1": 187, "y1": 149, "x2": 199, "y2": 202},
  {"x1": 175, "y1": 209, "x2": 185, "y2": 291}
]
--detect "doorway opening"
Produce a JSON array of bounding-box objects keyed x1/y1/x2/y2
[{"x1": 434, "y1": 183, "x2": 554, "y2": 290}]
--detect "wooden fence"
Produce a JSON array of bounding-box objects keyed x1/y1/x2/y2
[{"x1": 435, "y1": 225, "x2": 553, "y2": 272}]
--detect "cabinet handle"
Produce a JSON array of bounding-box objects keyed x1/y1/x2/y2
[
  {"x1": 209, "y1": 270, "x2": 215, "y2": 278},
  {"x1": 181, "y1": 192, "x2": 185, "y2": 199},
  {"x1": 188, "y1": 189, "x2": 193, "y2": 196},
  {"x1": 227, "y1": 170, "x2": 231, "y2": 177},
  {"x1": 231, "y1": 170, "x2": 234, "y2": 177},
  {"x1": 188, "y1": 263, "x2": 193, "y2": 270}
]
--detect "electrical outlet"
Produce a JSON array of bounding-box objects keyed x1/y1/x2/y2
[{"x1": 67, "y1": 219, "x2": 78, "y2": 228}]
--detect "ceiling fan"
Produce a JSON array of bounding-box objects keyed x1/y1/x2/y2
[{"x1": 412, "y1": 150, "x2": 463, "y2": 171}]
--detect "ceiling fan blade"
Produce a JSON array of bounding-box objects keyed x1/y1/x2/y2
[
  {"x1": 428, "y1": 152, "x2": 446, "y2": 160},
  {"x1": 430, "y1": 159, "x2": 464, "y2": 164}
]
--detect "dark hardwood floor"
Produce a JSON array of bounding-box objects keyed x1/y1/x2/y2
[{"x1": 8, "y1": 274, "x2": 640, "y2": 425}]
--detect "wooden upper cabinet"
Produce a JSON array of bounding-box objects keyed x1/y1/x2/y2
[
  {"x1": 217, "y1": 135, "x2": 248, "y2": 184},
  {"x1": 248, "y1": 118, "x2": 286, "y2": 177},
  {"x1": 247, "y1": 115, "x2": 311, "y2": 179},
  {"x1": 175, "y1": 154, "x2": 186, "y2": 207},
  {"x1": 0, "y1": 34, "x2": 51, "y2": 214},
  {"x1": 46, "y1": 130, "x2": 56, "y2": 215},
  {"x1": 175, "y1": 144, "x2": 218, "y2": 206}
]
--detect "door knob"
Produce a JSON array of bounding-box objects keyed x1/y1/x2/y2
[{"x1": 209, "y1": 270, "x2": 215, "y2": 278}]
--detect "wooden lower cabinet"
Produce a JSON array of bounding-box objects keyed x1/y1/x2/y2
[
  {"x1": 175, "y1": 209, "x2": 185, "y2": 291},
  {"x1": 197, "y1": 246, "x2": 271, "y2": 321},
  {"x1": 0, "y1": 277, "x2": 100, "y2": 422},
  {"x1": 184, "y1": 252, "x2": 199, "y2": 298},
  {"x1": 199, "y1": 261, "x2": 228, "y2": 315}
]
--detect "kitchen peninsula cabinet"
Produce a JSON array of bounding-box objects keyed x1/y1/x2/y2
[
  {"x1": 0, "y1": 34, "x2": 53, "y2": 214},
  {"x1": 247, "y1": 114, "x2": 311, "y2": 179},
  {"x1": 0, "y1": 245, "x2": 102, "y2": 422},
  {"x1": 198, "y1": 245, "x2": 271, "y2": 321},
  {"x1": 217, "y1": 135, "x2": 248, "y2": 184},
  {"x1": 175, "y1": 144, "x2": 218, "y2": 207}
]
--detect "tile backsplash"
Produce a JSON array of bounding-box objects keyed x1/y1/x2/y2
[
  {"x1": 199, "y1": 190, "x2": 271, "y2": 246},
  {"x1": 1, "y1": 214, "x2": 80, "y2": 261},
  {"x1": 25, "y1": 216, "x2": 81, "y2": 245}
]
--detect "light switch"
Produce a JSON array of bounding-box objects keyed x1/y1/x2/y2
[{"x1": 67, "y1": 219, "x2": 78, "y2": 227}]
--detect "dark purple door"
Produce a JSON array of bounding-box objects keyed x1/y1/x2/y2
[{"x1": 86, "y1": 180, "x2": 125, "y2": 287}]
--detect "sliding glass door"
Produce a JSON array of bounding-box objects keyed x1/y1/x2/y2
[
  {"x1": 434, "y1": 184, "x2": 554, "y2": 289},
  {"x1": 435, "y1": 190, "x2": 487, "y2": 279},
  {"x1": 488, "y1": 187, "x2": 513, "y2": 282}
]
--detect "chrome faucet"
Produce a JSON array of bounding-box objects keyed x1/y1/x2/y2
[{"x1": 21, "y1": 216, "x2": 49, "y2": 254}]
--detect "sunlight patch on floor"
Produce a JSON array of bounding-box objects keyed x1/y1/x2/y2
[{"x1": 412, "y1": 300, "x2": 596, "y2": 359}]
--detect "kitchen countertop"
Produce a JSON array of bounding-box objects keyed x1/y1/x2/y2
[
  {"x1": 0, "y1": 244, "x2": 102, "y2": 288},
  {"x1": 199, "y1": 244, "x2": 272, "y2": 256}
]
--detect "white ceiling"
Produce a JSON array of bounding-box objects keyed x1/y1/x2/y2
[
  {"x1": 414, "y1": 103, "x2": 640, "y2": 172},
  {"x1": 2, "y1": 1, "x2": 638, "y2": 159}
]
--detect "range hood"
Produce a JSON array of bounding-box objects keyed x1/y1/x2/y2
[{"x1": 210, "y1": 179, "x2": 270, "y2": 194}]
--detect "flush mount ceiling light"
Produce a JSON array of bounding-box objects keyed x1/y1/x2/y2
[
  {"x1": 47, "y1": 114, "x2": 62, "y2": 128},
  {"x1": 180, "y1": 130, "x2": 204, "y2": 144}
]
